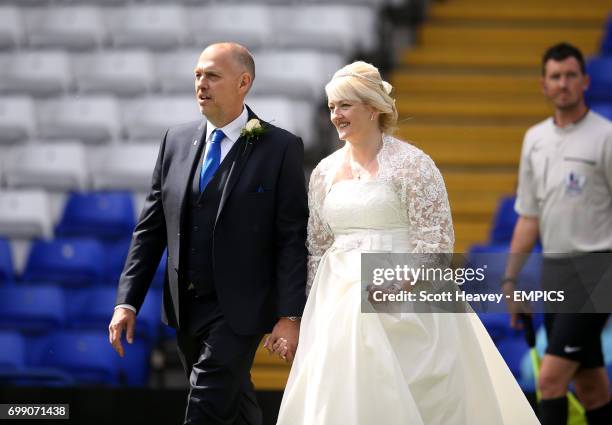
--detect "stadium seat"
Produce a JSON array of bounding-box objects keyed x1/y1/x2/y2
[
  {"x1": 4, "y1": 143, "x2": 89, "y2": 191},
  {"x1": 187, "y1": 5, "x2": 274, "y2": 49},
  {"x1": 0, "y1": 6, "x2": 24, "y2": 49},
  {"x1": 0, "y1": 190, "x2": 54, "y2": 239},
  {"x1": 245, "y1": 96, "x2": 316, "y2": 150},
  {"x1": 0, "y1": 238, "x2": 14, "y2": 284},
  {"x1": 0, "y1": 331, "x2": 25, "y2": 370},
  {"x1": 26, "y1": 6, "x2": 107, "y2": 50},
  {"x1": 56, "y1": 191, "x2": 135, "y2": 240},
  {"x1": 23, "y1": 238, "x2": 106, "y2": 287},
  {"x1": 156, "y1": 49, "x2": 202, "y2": 94},
  {"x1": 477, "y1": 312, "x2": 516, "y2": 342},
  {"x1": 489, "y1": 196, "x2": 518, "y2": 244},
  {"x1": 274, "y1": 5, "x2": 377, "y2": 55},
  {"x1": 122, "y1": 96, "x2": 202, "y2": 141},
  {"x1": 0, "y1": 330, "x2": 75, "y2": 386},
  {"x1": 586, "y1": 57, "x2": 612, "y2": 103},
  {"x1": 0, "y1": 96, "x2": 36, "y2": 144},
  {"x1": 0, "y1": 285, "x2": 65, "y2": 333},
  {"x1": 105, "y1": 238, "x2": 131, "y2": 283},
  {"x1": 467, "y1": 243, "x2": 542, "y2": 311},
  {"x1": 591, "y1": 103, "x2": 612, "y2": 121},
  {"x1": 601, "y1": 15, "x2": 612, "y2": 55},
  {"x1": 74, "y1": 50, "x2": 155, "y2": 96},
  {"x1": 252, "y1": 50, "x2": 344, "y2": 101},
  {"x1": 0, "y1": 51, "x2": 72, "y2": 96},
  {"x1": 38, "y1": 96, "x2": 121, "y2": 144},
  {"x1": 91, "y1": 144, "x2": 159, "y2": 191},
  {"x1": 107, "y1": 5, "x2": 189, "y2": 50},
  {"x1": 30, "y1": 331, "x2": 120, "y2": 385},
  {"x1": 67, "y1": 285, "x2": 160, "y2": 343},
  {"x1": 497, "y1": 337, "x2": 529, "y2": 378},
  {"x1": 117, "y1": 338, "x2": 151, "y2": 386}
]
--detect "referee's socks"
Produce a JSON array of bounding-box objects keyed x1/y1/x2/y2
[{"x1": 586, "y1": 400, "x2": 612, "y2": 425}]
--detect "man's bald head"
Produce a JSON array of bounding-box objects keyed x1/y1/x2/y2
[{"x1": 201, "y1": 42, "x2": 255, "y2": 82}]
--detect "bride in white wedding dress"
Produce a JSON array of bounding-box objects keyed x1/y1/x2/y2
[{"x1": 275, "y1": 61, "x2": 540, "y2": 425}]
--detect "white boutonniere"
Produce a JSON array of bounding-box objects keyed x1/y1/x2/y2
[{"x1": 240, "y1": 119, "x2": 266, "y2": 143}]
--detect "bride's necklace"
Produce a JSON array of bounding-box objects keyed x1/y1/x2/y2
[{"x1": 348, "y1": 142, "x2": 382, "y2": 181}]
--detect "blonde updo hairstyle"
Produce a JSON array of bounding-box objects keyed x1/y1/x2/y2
[{"x1": 325, "y1": 61, "x2": 398, "y2": 134}]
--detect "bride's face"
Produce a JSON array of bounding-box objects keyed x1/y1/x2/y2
[{"x1": 328, "y1": 99, "x2": 378, "y2": 143}]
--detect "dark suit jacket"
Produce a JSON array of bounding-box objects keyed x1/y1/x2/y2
[{"x1": 115, "y1": 107, "x2": 308, "y2": 335}]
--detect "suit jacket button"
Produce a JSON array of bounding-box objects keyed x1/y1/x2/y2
[{"x1": 193, "y1": 226, "x2": 199, "y2": 232}]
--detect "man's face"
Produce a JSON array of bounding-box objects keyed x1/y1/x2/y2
[
  {"x1": 194, "y1": 46, "x2": 249, "y2": 126},
  {"x1": 541, "y1": 57, "x2": 590, "y2": 111}
]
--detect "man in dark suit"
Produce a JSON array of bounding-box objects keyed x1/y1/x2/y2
[{"x1": 108, "y1": 42, "x2": 308, "y2": 425}]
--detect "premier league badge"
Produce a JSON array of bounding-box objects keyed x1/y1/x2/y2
[{"x1": 565, "y1": 171, "x2": 586, "y2": 196}]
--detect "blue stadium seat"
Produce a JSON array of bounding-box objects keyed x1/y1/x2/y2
[
  {"x1": 601, "y1": 15, "x2": 612, "y2": 56},
  {"x1": 591, "y1": 103, "x2": 612, "y2": 121},
  {"x1": 68, "y1": 286, "x2": 161, "y2": 344},
  {"x1": 30, "y1": 331, "x2": 120, "y2": 386},
  {"x1": 23, "y1": 238, "x2": 106, "y2": 287},
  {"x1": 0, "y1": 285, "x2": 65, "y2": 333},
  {"x1": 105, "y1": 238, "x2": 131, "y2": 283},
  {"x1": 56, "y1": 191, "x2": 135, "y2": 241},
  {"x1": 586, "y1": 57, "x2": 612, "y2": 103},
  {"x1": 497, "y1": 337, "x2": 529, "y2": 378},
  {"x1": 0, "y1": 330, "x2": 25, "y2": 370},
  {"x1": 477, "y1": 312, "x2": 517, "y2": 342},
  {"x1": 0, "y1": 331, "x2": 74, "y2": 386},
  {"x1": 0, "y1": 238, "x2": 14, "y2": 284},
  {"x1": 490, "y1": 196, "x2": 518, "y2": 244},
  {"x1": 118, "y1": 339, "x2": 151, "y2": 386},
  {"x1": 106, "y1": 240, "x2": 166, "y2": 288}
]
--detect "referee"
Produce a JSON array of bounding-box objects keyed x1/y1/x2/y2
[{"x1": 503, "y1": 43, "x2": 612, "y2": 425}]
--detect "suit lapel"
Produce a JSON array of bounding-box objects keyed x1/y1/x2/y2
[
  {"x1": 215, "y1": 107, "x2": 259, "y2": 225},
  {"x1": 178, "y1": 120, "x2": 207, "y2": 221}
]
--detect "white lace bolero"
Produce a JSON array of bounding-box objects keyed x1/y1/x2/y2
[{"x1": 306, "y1": 134, "x2": 455, "y2": 293}]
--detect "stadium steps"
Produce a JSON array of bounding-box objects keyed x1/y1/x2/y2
[{"x1": 392, "y1": 0, "x2": 606, "y2": 252}]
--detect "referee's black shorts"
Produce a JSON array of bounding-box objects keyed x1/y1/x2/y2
[
  {"x1": 541, "y1": 253, "x2": 611, "y2": 368},
  {"x1": 544, "y1": 313, "x2": 609, "y2": 368}
]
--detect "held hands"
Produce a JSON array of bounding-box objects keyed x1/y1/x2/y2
[
  {"x1": 108, "y1": 307, "x2": 136, "y2": 357},
  {"x1": 263, "y1": 317, "x2": 299, "y2": 363}
]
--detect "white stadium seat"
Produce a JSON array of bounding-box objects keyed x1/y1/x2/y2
[
  {"x1": 0, "y1": 6, "x2": 25, "y2": 49},
  {"x1": 0, "y1": 190, "x2": 53, "y2": 239},
  {"x1": 274, "y1": 5, "x2": 377, "y2": 55},
  {"x1": 187, "y1": 5, "x2": 275, "y2": 50},
  {"x1": 156, "y1": 49, "x2": 201, "y2": 94},
  {"x1": 252, "y1": 50, "x2": 344, "y2": 101},
  {"x1": 38, "y1": 96, "x2": 121, "y2": 144},
  {"x1": 4, "y1": 142, "x2": 89, "y2": 191},
  {"x1": 26, "y1": 6, "x2": 106, "y2": 50},
  {"x1": 0, "y1": 96, "x2": 36, "y2": 144},
  {"x1": 74, "y1": 50, "x2": 155, "y2": 96},
  {"x1": 246, "y1": 96, "x2": 316, "y2": 151},
  {"x1": 0, "y1": 51, "x2": 72, "y2": 96},
  {"x1": 122, "y1": 96, "x2": 202, "y2": 141},
  {"x1": 91, "y1": 144, "x2": 159, "y2": 191},
  {"x1": 106, "y1": 5, "x2": 189, "y2": 50}
]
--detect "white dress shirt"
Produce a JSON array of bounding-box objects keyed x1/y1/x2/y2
[{"x1": 115, "y1": 106, "x2": 249, "y2": 314}]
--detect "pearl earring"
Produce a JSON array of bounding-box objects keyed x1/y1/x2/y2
[{"x1": 370, "y1": 113, "x2": 375, "y2": 121}]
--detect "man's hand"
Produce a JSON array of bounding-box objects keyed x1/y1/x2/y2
[
  {"x1": 263, "y1": 318, "x2": 299, "y2": 362},
  {"x1": 108, "y1": 307, "x2": 136, "y2": 358},
  {"x1": 502, "y1": 282, "x2": 531, "y2": 330}
]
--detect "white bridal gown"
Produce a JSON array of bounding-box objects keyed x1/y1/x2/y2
[{"x1": 276, "y1": 136, "x2": 540, "y2": 425}]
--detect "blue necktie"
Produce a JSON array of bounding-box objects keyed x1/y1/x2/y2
[{"x1": 199, "y1": 129, "x2": 225, "y2": 192}]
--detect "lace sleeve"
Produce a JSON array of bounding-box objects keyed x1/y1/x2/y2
[
  {"x1": 390, "y1": 141, "x2": 454, "y2": 254},
  {"x1": 306, "y1": 165, "x2": 334, "y2": 296}
]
